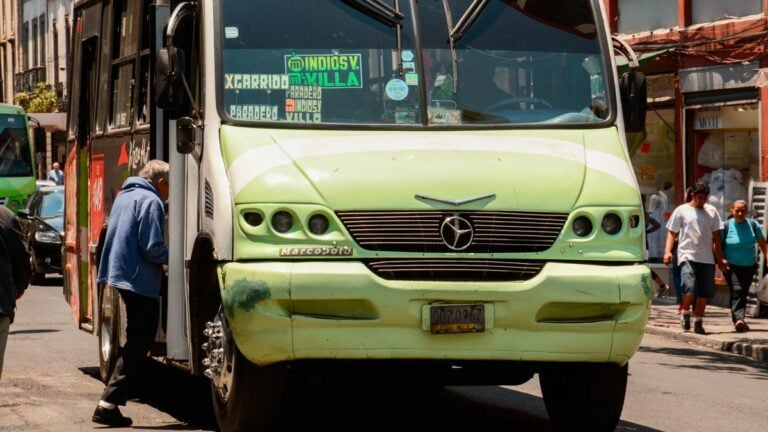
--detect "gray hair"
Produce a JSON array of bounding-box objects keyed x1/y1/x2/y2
[
  {"x1": 731, "y1": 199, "x2": 747, "y2": 209},
  {"x1": 138, "y1": 159, "x2": 169, "y2": 185}
]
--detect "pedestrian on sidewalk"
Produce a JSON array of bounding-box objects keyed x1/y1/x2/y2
[
  {"x1": 670, "y1": 187, "x2": 695, "y2": 312},
  {"x1": 0, "y1": 205, "x2": 32, "y2": 381},
  {"x1": 46, "y1": 161, "x2": 64, "y2": 185},
  {"x1": 644, "y1": 199, "x2": 669, "y2": 297},
  {"x1": 663, "y1": 182, "x2": 725, "y2": 335},
  {"x1": 91, "y1": 160, "x2": 169, "y2": 427},
  {"x1": 720, "y1": 200, "x2": 767, "y2": 332}
]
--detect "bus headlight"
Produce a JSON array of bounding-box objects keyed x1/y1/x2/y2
[
  {"x1": 243, "y1": 211, "x2": 264, "y2": 227},
  {"x1": 308, "y1": 214, "x2": 329, "y2": 235},
  {"x1": 271, "y1": 211, "x2": 294, "y2": 233},
  {"x1": 601, "y1": 213, "x2": 622, "y2": 235},
  {"x1": 572, "y1": 216, "x2": 593, "y2": 237}
]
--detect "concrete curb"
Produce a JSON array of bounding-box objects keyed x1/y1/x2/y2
[{"x1": 644, "y1": 325, "x2": 768, "y2": 363}]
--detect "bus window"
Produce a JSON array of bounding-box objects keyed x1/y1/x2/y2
[{"x1": 0, "y1": 114, "x2": 33, "y2": 177}]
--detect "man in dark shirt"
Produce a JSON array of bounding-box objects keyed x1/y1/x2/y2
[{"x1": 0, "y1": 205, "x2": 31, "y2": 381}]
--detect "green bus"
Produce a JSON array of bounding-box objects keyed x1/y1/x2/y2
[
  {"x1": 0, "y1": 103, "x2": 35, "y2": 213},
  {"x1": 66, "y1": 1, "x2": 650, "y2": 430}
]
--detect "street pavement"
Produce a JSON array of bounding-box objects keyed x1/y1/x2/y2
[{"x1": 647, "y1": 295, "x2": 768, "y2": 363}]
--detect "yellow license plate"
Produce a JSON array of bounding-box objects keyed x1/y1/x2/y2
[{"x1": 428, "y1": 304, "x2": 485, "y2": 334}]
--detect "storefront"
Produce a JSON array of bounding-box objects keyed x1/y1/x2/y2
[
  {"x1": 631, "y1": 62, "x2": 767, "y2": 305},
  {"x1": 681, "y1": 63, "x2": 761, "y2": 222}
]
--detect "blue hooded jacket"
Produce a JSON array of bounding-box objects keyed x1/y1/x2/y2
[{"x1": 97, "y1": 177, "x2": 168, "y2": 298}]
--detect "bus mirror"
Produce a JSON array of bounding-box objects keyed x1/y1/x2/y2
[
  {"x1": 176, "y1": 117, "x2": 196, "y2": 154},
  {"x1": 156, "y1": 47, "x2": 186, "y2": 111},
  {"x1": 620, "y1": 71, "x2": 647, "y2": 134}
]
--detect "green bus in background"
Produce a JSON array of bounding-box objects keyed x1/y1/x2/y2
[{"x1": 0, "y1": 103, "x2": 35, "y2": 213}]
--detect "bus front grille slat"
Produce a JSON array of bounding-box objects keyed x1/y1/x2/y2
[
  {"x1": 366, "y1": 259, "x2": 544, "y2": 281},
  {"x1": 337, "y1": 210, "x2": 567, "y2": 253}
]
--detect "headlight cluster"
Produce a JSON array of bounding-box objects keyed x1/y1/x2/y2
[
  {"x1": 7, "y1": 199, "x2": 22, "y2": 211},
  {"x1": 242, "y1": 209, "x2": 331, "y2": 236},
  {"x1": 35, "y1": 231, "x2": 62, "y2": 244},
  {"x1": 572, "y1": 213, "x2": 626, "y2": 237}
]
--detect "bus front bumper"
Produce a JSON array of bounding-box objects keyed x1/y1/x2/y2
[{"x1": 219, "y1": 261, "x2": 651, "y2": 367}]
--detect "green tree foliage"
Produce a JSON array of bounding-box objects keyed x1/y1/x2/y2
[{"x1": 14, "y1": 83, "x2": 58, "y2": 113}]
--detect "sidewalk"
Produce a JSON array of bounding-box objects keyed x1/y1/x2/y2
[{"x1": 646, "y1": 297, "x2": 768, "y2": 363}]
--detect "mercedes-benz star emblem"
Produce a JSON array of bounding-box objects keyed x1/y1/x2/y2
[{"x1": 440, "y1": 216, "x2": 474, "y2": 251}]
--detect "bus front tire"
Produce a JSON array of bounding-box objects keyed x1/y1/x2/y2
[
  {"x1": 209, "y1": 312, "x2": 286, "y2": 432},
  {"x1": 539, "y1": 362, "x2": 628, "y2": 432}
]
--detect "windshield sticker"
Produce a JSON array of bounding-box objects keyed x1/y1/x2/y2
[
  {"x1": 405, "y1": 73, "x2": 418, "y2": 86},
  {"x1": 385, "y1": 79, "x2": 409, "y2": 101},
  {"x1": 285, "y1": 53, "x2": 363, "y2": 89},
  {"x1": 224, "y1": 74, "x2": 289, "y2": 90},
  {"x1": 395, "y1": 109, "x2": 416, "y2": 124},
  {"x1": 224, "y1": 27, "x2": 239, "y2": 39},
  {"x1": 286, "y1": 85, "x2": 322, "y2": 123},
  {"x1": 401, "y1": 50, "x2": 414, "y2": 62},
  {"x1": 229, "y1": 105, "x2": 279, "y2": 121},
  {"x1": 428, "y1": 107, "x2": 461, "y2": 125}
]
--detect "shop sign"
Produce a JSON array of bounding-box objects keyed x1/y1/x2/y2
[
  {"x1": 693, "y1": 105, "x2": 757, "y2": 130},
  {"x1": 694, "y1": 107, "x2": 722, "y2": 130}
]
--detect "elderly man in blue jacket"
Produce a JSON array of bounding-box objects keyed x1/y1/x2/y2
[{"x1": 92, "y1": 160, "x2": 169, "y2": 427}]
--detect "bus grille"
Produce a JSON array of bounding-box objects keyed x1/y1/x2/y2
[
  {"x1": 337, "y1": 211, "x2": 568, "y2": 253},
  {"x1": 366, "y1": 259, "x2": 544, "y2": 281}
]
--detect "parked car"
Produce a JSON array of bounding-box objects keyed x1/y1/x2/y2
[
  {"x1": 17, "y1": 185, "x2": 64, "y2": 283},
  {"x1": 35, "y1": 179, "x2": 56, "y2": 189}
]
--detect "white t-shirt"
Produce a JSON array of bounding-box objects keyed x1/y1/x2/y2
[{"x1": 666, "y1": 203, "x2": 722, "y2": 264}]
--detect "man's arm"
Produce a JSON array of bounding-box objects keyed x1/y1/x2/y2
[
  {"x1": 8, "y1": 216, "x2": 31, "y2": 297},
  {"x1": 663, "y1": 230, "x2": 677, "y2": 265},
  {"x1": 712, "y1": 230, "x2": 727, "y2": 270},
  {"x1": 137, "y1": 202, "x2": 168, "y2": 265},
  {"x1": 645, "y1": 214, "x2": 661, "y2": 234}
]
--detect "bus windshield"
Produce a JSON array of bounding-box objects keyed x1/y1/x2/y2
[
  {"x1": 0, "y1": 114, "x2": 33, "y2": 177},
  {"x1": 218, "y1": 0, "x2": 611, "y2": 126}
]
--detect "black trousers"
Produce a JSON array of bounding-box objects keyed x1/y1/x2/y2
[
  {"x1": 101, "y1": 288, "x2": 159, "y2": 405},
  {"x1": 723, "y1": 264, "x2": 757, "y2": 323}
]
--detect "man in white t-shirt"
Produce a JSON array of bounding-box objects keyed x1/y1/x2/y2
[{"x1": 663, "y1": 182, "x2": 725, "y2": 334}]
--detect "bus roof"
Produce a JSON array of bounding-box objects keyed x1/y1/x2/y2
[{"x1": 0, "y1": 103, "x2": 26, "y2": 116}]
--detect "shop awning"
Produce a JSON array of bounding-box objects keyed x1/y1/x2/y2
[{"x1": 616, "y1": 49, "x2": 671, "y2": 74}]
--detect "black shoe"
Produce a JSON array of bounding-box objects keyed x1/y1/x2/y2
[
  {"x1": 92, "y1": 406, "x2": 132, "y2": 427},
  {"x1": 735, "y1": 320, "x2": 750, "y2": 332},
  {"x1": 681, "y1": 313, "x2": 691, "y2": 331},
  {"x1": 694, "y1": 320, "x2": 705, "y2": 335}
]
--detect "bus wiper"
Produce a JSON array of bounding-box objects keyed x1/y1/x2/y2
[
  {"x1": 442, "y1": 0, "x2": 489, "y2": 95},
  {"x1": 343, "y1": 0, "x2": 404, "y2": 27},
  {"x1": 344, "y1": 0, "x2": 405, "y2": 76},
  {"x1": 450, "y1": 0, "x2": 489, "y2": 42}
]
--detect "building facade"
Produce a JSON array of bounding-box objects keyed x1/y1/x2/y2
[
  {"x1": 14, "y1": 0, "x2": 71, "y2": 172},
  {"x1": 0, "y1": 0, "x2": 19, "y2": 104},
  {"x1": 610, "y1": 0, "x2": 768, "y2": 257}
]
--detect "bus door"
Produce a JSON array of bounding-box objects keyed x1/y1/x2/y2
[{"x1": 64, "y1": 5, "x2": 101, "y2": 328}]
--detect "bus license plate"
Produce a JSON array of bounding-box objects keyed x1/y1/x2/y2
[{"x1": 429, "y1": 304, "x2": 485, "y2": 334}]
